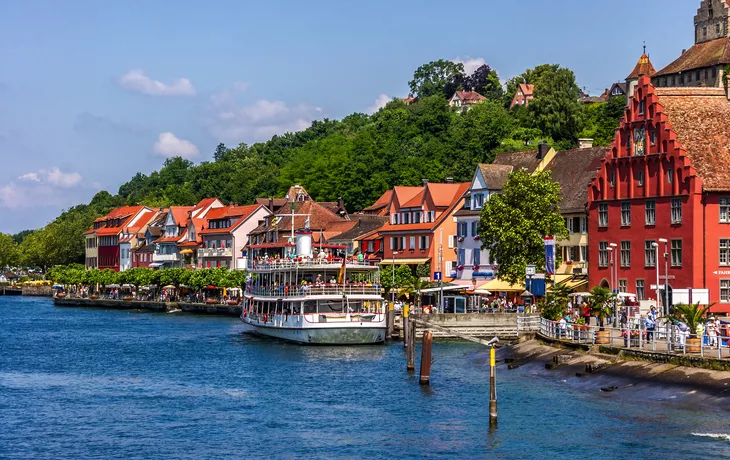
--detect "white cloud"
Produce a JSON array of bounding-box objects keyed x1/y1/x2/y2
[
  {"x1": 453, "y1": 57, "x2": 487, "y2": 75},
  {"x1": 153, "y1": 132, "x2": 200, "y2": 159},
  {"x1": 17, "y1": 167, "x2": 82, "y2": 188},
  {"x1": 46, "y1": 167, "x2": 82, "y2": 188},
  {"x1": 18, "y1": 172, "x2": 40, "y2": 182},
  {"x1": 118, "y1": 69, "x2": 196, "y2": 96},
  {"x1": 366, "y1": 93, "x2": 391, "y2": 114},
  {"x1": 206, "y1": 85, "x2": 323, "y2": 143}
]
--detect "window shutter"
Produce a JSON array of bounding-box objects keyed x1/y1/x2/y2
[
  {"x1": 448, "y1": 235, "x2": 454, "y2": 248},
  {"x1": 410, "y1": 236, "x2": 416, "y2": 249}
]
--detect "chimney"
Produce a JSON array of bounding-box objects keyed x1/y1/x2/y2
[
  {"x1": 445, "y1": 177, "x2": 454, "y2": 184},
  {"x1": 578, "y1": 138, "x2": 594, "y2": 149},
  {"x1": 422, "y1": 179, "x2": 429, "y2": 186},
  {"x1": 338, "y1": 196, "x2": 344, "y2": 210},
  {"x1": 537, "y1": 141, "x2": 550, "y2": 159},
  {"x1": 268, "y1": 197, "x2": 274, "y2": 211}
]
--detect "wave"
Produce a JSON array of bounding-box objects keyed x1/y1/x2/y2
[{"x1": 691, "y1": 433, "x2": 730, "y2": 442}]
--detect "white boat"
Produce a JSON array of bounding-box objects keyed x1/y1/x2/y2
[{"x1": 241, "y1": 230, "x2": 386, "y2": 345}]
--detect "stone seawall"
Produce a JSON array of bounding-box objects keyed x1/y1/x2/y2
[{"x1": 53, "y1": 297, "x2": 241, "y2": 317}]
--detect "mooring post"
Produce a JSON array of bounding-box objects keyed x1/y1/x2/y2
[
  {"x1": 386, "y1": 302, "x2": 395, "y2": 340},
  {"x1": 489, "y1": 345, "x2": 497, "y2": 424},
  {"x1": 407, "y1": 317, "x2": 416, "y2": 371},
  {"x1": 419, "y1": 330, "x2": 432, "y2": 384},
  {"x1": 403, "y1": 304, "x2": 410, "y2": 348}
]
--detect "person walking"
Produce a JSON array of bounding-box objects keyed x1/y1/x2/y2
[
  {"x1": 644, "y1": 314, "x2": 656, "y2": 343},
  {"x1": 582, "y1": 302, "x2": 591, "y2": 327},
  {"x1": 708, "y1": 317, "x2": 718, "y2": 347}
]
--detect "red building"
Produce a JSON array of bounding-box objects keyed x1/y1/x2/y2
[
  {"x1": 88, "y1": 206, "x2": 150, "y2": 271},
  {"x1": 588, "y1": 76, "x2": 730, "y2": 313}
]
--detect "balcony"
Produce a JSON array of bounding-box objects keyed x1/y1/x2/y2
[
  {"x1": 153, "y1": 253, "x2": 181, "y2": 262},
  {"x1": 198, "y1": 248, "x2": 233, "y2": 258},
  {"x1": 248, "y1": 284, "x2": 382, "y2": 298},
  {"x1": 248, "y1": 258, "x2": 378, "y2": 271}
]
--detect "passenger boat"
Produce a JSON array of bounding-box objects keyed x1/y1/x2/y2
[{"x1": 240, "y1": 230, "x2": 386, "y2": 345}]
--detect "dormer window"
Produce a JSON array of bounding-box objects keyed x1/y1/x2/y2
[{"x1": 638, "y1": 100, "x2": 645, "y2": 115}]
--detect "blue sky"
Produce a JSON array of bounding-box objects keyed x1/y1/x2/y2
[{"x1": 0, "y1": 0, "x2": 697, "y2": 233}]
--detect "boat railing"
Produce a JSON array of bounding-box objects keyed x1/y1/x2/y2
[
  {"x1": 248, "y1": 258, "x2": 376, "y2": 270},
  {"x1": 246, "y1": 312, "x2": 385, "y2": 324},
  {"x1": 248, "y1": 284, "x2": 381, "y2": 297}
]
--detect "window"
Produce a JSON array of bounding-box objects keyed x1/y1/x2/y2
[
  {"x1": 566, "y1": 217, "x2": 574, "y2": 234},
  {"x1": 680, "y1": 75, "x2": 685, "y2": 84},
  {"x1": 645, "y1": 240, "x2": 656, "y2": 267},
  {"x1": 636, "y1": 280, "x2": 645, "y2": 301},
  {"x1": 419, "y1": 235, "x2": 429, "y2": 249},
  {"x1": 580, "y1": 217, "x2": 587, "y2": 234},
  {"x1": 580, "y1": 245, "x2": 588, "y2": 262},
  {"x1": 721, "y1": 239, "x2": 730, "y2": 266},
  {"x1": 671, "y1": 198, "x2": 682, "y2": 224},
  {"x1": 645, "y1": 200, "x2": 656, "y2": 225},
  {"x1": 448, "y1": 235, "x2": 455, "y2": 248},
  {"x1": 458, "y1": 248, "x2": 466, "y2": 266},
  {"x1": 598, "y1": 204, "x2": 608, "y2": 227},
  {"x1": 720, "y1": 198, "x2": 730, "y2": 222},
  {"x1": 599, "y1": 242, "x2": 609, "y2": 267},
  {"x1": 637, "y1": 171, "x2": 644, "y2": 186},
  {"x1": 713, "y1": 67, "x2": 718, "y2": 78},
  {"x1": 367, "y1": 241, "x2": 374, "y2": 252},
  {"x1": 671, "y1": 76, "x2": 676, "y2": 85},
  {"x1": 722, "y1": 280, "x2": 730, "y2": 303},
  {"x1": 621, "y1": 202, "x2": 631, "y2": 226},
  {"x1": 671, "y1": 239, "x2": 682, "y2": 266},
  {"x1": 403, "y1": 213, "x2": 410, "y2": 225},
  {"x1": 650, "y1": 129, "x2": 656, "y2": 146},
  {"x1": 619, "y1": 279, "x2": 627, "y2": 293},
  {"x1": 472, "y1": 249, "x2": 481, "y2": 266},
  {"x1": 471, "y1": 221, "x2": 478, "y2": 237},
  {"x1": 667, "y1": 168, "x2": 673, "y2": 184},
  {"x1": 696, "y1": 70, "x2": 701, "y2": 81},
  {"x1": 409, "y1": 236, "x2": 416, "y2": 250},
  {"x1": 621, "y1": 241, "x2": 631, "y2": 267},
  {"x1": 638, "y1": 100, "x2": 645, "y2": 115},
  {"x1": 688, "y1": 72, "x2": 692, "y2": 83},
  {"x1": 474, "y1": 193, "x2": 484, "y2": 209},
  {"x1": 610, "y1": 171, "x2": 616, "y2": 188}
]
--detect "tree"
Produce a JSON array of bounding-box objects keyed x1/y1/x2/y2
[
  {"x1": 478, "y1": 170, "x2": 568, "y2": 285},
  {"x1": 667, "y1": 303, "x2": 712, "y2": 338},
  {"x1": 449, "y1": 101, "x2": 514, "y2": 168},
  {"x1": 409, "y1": 60, "x2": 465, "y2": 99},
  {"x1": 462, "y1": 64, "x2": 504, "y2": 102},
  {"x1": 379, "y1": 264, "x2": 413, "y2": 298},
  {"x1": 588, "y1": 286, "x2": 616, "y2": 329},
  {"x1": 213, "y1": 143, "x2": 229, "y2": 162},
  {"x1": 0, "y1": 233, "x2": 19, "y2": 269},
  {"x1": 528, "y1": 65, "x2": 583, "y2": 145},
  {"x1": 539, "y1": 283, "x2": 572, "y2": 320},
  {"x1": 402, "y1": 275, "x2": 430, "y2": 312}
]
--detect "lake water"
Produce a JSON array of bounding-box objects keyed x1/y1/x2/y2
[{"x1": 1, "y1": 296, "x2": 730, "y2": 459}]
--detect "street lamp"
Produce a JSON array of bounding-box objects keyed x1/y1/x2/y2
[
  {"x1": 472, "y1": 277, "x2": 477, "y2": 312},
  {"x1": 607, "y1": 246, "x2": 615, "y2": 292},
  {"x1": 608, "y1": 243, "x2": 618, "y2": 327},
  {"x1": 652, "y1": 242, "x2": 660, "y2": 311},
  {"x1": 658, "y1": 237, "x2": 669, "y2": 315}
]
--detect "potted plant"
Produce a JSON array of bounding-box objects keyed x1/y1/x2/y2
[
  {"x1": 666, "y1": 303, "x2": 712, "y2": 353},
  {"x1": 457, "y1": 265, "x2": 464, "y2": 271},
  {"x1": 458, "y1": 237, "x2": 465, "y2": 243},
  {"x1": 621, "y1": 328, "x2": 643, "y2": 347},
  {"x1": 473, "y1": 235, "x2": 480, "y2": 241},
  {"x1": 589, "y1": 286, "x2": 615, "y2": 344}
]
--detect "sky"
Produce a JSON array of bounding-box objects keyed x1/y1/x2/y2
[{"x1": 0, "y1": 0, "x2": 699, "y2": 233}]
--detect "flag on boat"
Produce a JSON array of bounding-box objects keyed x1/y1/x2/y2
[{"x1": 338, "y1": 255, "x2": 346, "y2": 284}]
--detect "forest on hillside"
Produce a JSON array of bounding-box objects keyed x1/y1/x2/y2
[{"x1": 0, "y1": 60, "x2": 625, "y2": 269}]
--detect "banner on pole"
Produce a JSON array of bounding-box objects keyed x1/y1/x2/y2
[{"x1": 544, "y1": 237, "x2": 555, "y2": 275}]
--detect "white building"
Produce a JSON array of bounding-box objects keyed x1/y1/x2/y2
[{"x1": 452, "y1": 164, "x2": 513, "y2": 282}]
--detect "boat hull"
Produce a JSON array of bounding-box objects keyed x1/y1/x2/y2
[{"x1": 241, "y1": 318, "x2": 386, "y2": 345}]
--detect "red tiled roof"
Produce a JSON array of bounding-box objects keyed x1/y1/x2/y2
[
  {"x1": 177, "y1": 241, "x2": 199, "y2": 248},
  {"x1": 427, "y1": 183, "x2": 469, "y2": 207},
  {"x1": 365, "y1": 190, "x2": 391, "y2": 208},
  {"x1": 626, "y1": 53, "x2": 656, "y2": 80},
  {"x1": 83, "y1": 228, "x2": 96, "y2": 236},
  {"x1": 652, "y1": 83, "x2": 730, "y2": 191},
  {"x1": 168, "y1": 206, "x2": 194, "y2": 226},
  {"x1": 518, "y1": 84, "x2": 534, "y2": 96},
  {"x1": 654, "y1": 37, "x2": 730, "y2": 77},
  {"x1": 401, "y1": 189, "x2": 425, "y2": 208},
  {"x1": 199, "y1": 204, "x2": 263, "y2": 235},
  {"x1": 454, "y1": 91, "x2": 486, "y2": 104},
  {"x1": 393, "y1": 186, "x2": 422, "y2": 207},
  {"x1": 93, "y1": 205, "x2": 147, "y2": 236}
]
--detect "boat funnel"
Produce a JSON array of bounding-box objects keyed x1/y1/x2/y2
[{"x1": 296, "y1": 230, "x2": 313, "y2": 258}]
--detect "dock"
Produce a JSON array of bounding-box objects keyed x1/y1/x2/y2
[
  {"x1": 394, "y1": 313, "x2": 540, "y2": 341},
  {"x1": 53, "y1": 297, "x2": 242, "y2": 317}
]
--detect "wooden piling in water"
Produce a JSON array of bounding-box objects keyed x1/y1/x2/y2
[
  {"x1": 489, "y1": 346, "x2": 497, "y2": 424},
  {"x1": 419, "y1": 331, "x2": 432, "y2": 385},
  {"x1": 386, "y1": 302, "x2": 395, "y2": 340},
  {"x1": 402, "y1": 304, "x2": 410, "y2": 348},
  {"x1": 406, "y1": 315, "x2": 416, "y2": 371}
]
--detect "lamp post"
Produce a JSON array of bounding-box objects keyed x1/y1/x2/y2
[
  {"x1": 652, "y1": 241, "x2": 660, "y2": 311},
  {"x1": 608, "y1": 243, "x2": 618, "y2": 327},
  {"x1": 658, "y1": 238, "x2": 669, "y2": 315},
  {"x1": 472, "y1": 277, "x2": 477, "y2": 312}
]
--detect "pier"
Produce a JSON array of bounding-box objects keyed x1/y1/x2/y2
[
  {"x1": 53, "y1": 297, "x2": 242, "y2": 317},
  {"x1": 394, "y1": 313, "x2": 540, "y2": 341}
]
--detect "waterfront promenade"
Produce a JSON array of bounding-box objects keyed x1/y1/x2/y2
[{"x1": 539, "y1": 318, "x2": 730, "y2": 369}]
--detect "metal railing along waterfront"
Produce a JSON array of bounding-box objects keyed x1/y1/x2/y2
[
  {"x1": 247, "y1": 284, "x2": 382, "y2": 297},
  {"x1": 539, "y1": 318, "x2": 730, "y2": 359},
  {"x1": 248, "y1": 258, "x2": 376, "y2": 270}
]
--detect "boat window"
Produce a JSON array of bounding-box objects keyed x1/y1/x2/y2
[{"x1": 303, "y1": 300, "x2": 318, "y2": 314}]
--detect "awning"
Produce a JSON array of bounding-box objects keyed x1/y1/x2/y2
[
  {"x1": 477, "y1": 279, "x2": 525, "y2": 292},
  {"x1": 180, "y1": 249, "x2": 194, "y2": 255},
  {"x1": 380, "y1": 258, "x2": 430, "y2": 265},
  {"x1": 419, "y1": 285, "x2": 468, "y2": 293},
  {"x1": 554, "y1": 278, "x2": 588, "y2": 291}
]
